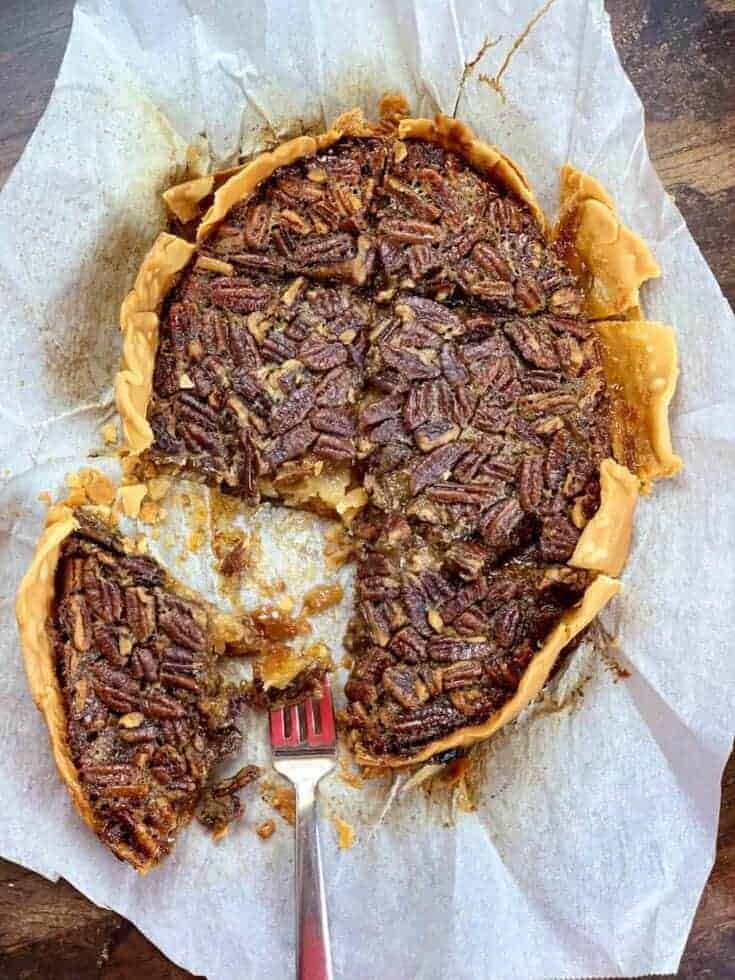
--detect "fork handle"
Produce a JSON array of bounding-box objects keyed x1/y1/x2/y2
[{"x1": 295, "y1": 780, "x2": 333, "y2": 980}]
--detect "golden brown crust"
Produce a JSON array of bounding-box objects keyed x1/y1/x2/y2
[
  {"x1": 356, "y1": 575, "x2": 621, "y2": 768},
  {"x1": 553, "y1": 164, "x2": 661, "y2": 319},
  {"x1": 571, "y1": 459, "x2": 639, "y2": 576},
  {"x1": 114, "y1": 233, "x2": 196, "y2": 455},
  {"x1": 14, "y1": 507, "x2": 98, "y2": 831},
  {"x1": 163, "y1": 175, "x2": 215, "y2": 223},
  {"x1": 595, "y1": 319, "x2": 682, "y2": 486},
  {"x1": 196, "y1": 131, "x2": 343, "y2": 244},
  {"x1": 397, "y1": 115, "x2": 545, "y2": 229}
]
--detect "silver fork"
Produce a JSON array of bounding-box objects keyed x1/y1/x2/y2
[{"x1": 269, "y1": 677, "x2": 337, "y2": 980}]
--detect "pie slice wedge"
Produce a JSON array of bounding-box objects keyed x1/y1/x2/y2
[{"x1": 16, "y1": 505, "x2": 250, "y2": 871}]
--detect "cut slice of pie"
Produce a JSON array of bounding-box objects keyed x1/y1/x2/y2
[{"x1": 16, "y1": 506, "x2": 251, "y2": 872}]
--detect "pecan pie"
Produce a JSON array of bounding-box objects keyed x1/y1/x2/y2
[
  {"x1": 16, "y1": 506, "x2": 250, "y2": 871},
  {"x1": 19, "y1": 100, "x2": 681, "y2": 866}
]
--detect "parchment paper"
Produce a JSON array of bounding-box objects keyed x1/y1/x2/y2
[{"x1": 0, "y1": 2, "x2": 733, "y2": 977}]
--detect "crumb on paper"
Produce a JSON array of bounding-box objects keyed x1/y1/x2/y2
[
  {"x1": 134, "y1": 534, "x2": 148, "y2": 554},
  {"x1": 338, "y1": 754, "x2": 363, "y2": 789},
  {"x1": 218, "y1": 536, "x2": 249, "y2": 577},
  {"x1": 261, "y1": 778, "x2": 296, "y2": 825},
  {"x1": 187, "y1": 528, "x2": 206, "y2": 551},
  {"x1": 37, "y1": 491, "x2": 53, "y2": 508},
  {"x1": 140, "y1": 501, "x2": 165, "y2": 525},
  {"x1": 183, "y1": 492, "x2": 208, "y2": 552},
  {"x1": 118, "y1": 483, "x2": 147, "y2": 519},
  {"x1": 301, "y1": 583, "x2": 344, "y2": 617},
  {"x1": 278, "y1": 594, "x2": 295, "y2": 614},
  {"x1": 256, "y1": 819, "x2": 276, "y2": 841},
  {"x1": 65, "y1": 468, "x2": 116, "y2": 507},
  {"x1": 100, "y1": 423, "x2": 118, "y2": 445},
  {"x1": 360, "y1": 764, "x2": 392, "y2": 783},
  {"x1": 146, "y1": 477, "x2": 171, "y2": 501},
  {"x1": 332, "y1": 815, "x2": 355, "y2": 850}
]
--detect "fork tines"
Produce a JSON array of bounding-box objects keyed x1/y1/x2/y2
[{"x1": 269, "y1": 677, "x2": 336, "y2": 752}]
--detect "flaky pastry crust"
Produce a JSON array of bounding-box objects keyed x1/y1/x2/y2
[
  {"x1": 571, "y1": 459, "x2": 639, "y2": 576},
  {"x1": 595, "y1": 320, "x2": 682, "y2": 486},
  {"x1": 114, "y1": 233, "x2": 196, "y2": 455},
  {"x1": 553, "y1": 164, "x2": 661, "y2": 319},
  {"x1": 356, "y1": 575, "x2": 621, "y2": 767},
  {"x1": 15, "y1": 507, "x2": 97, "y2": 830},
  {"x1": 163, "y1": 175, "x2": 215, "y2": 224}
]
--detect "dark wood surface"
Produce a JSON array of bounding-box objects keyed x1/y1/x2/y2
[{"x1": 0, "y1": 1, "x2": 732, "y2": 977}]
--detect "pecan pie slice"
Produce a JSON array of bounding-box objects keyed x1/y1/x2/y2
[
  {"x1": 107, "y1": 104, "x2": 679, "y2": 778},
  {"x1": 16, "y1": 507, "x2": 250, "y2": 871}
]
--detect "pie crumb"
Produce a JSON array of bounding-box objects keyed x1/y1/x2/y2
[
  {"x1": 338, "y1": 755, "x2": 363, "y2": 789},
  {"x1": 100, "y1": 423, "x2": 118, "y2": 445},
  {"x1": 256, "y1": 819, "x2": 276, "y2": 841},
  {"x1": 67, "y1": 468, "x2": 116, "y2": 507},
  {"x1": 37, "y1": 491, "x2": 53, "y2": 508},
  {"x1": 332, "y1": 815, "x2": 355, "y2": 850},
  {"x1": 261, "y1": 779, "x2": 296, "y2": 825},
  {"x1": 139, "y1": 501, "x2": 162, "y2": 524},
  {"x1": 146, "y1": 477, "x2": 171, "y2": 502},
  {"x1": 118, "y1": 484, "x2": 147, "y2": 519}
]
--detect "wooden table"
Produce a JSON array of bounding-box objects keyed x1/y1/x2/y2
[{"x1": 0, "y1": 1, "x2": 732, "y2": 977}]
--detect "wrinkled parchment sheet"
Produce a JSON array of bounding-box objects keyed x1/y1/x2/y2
[{"x1": 0, "y1": 1, "x2": 733, "y2": 977}]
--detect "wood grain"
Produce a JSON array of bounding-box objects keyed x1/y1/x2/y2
[{"x1": 0, "y1": 0, "x2": 732, "y2": 977}]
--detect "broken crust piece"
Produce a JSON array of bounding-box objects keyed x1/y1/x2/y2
[
  {"x1": 114, "y1": 233, "x2": 196, "y2": 455},
  {"x1": 163, "y1": 175, "x2": 215, "y2": 224},
  {"x1": 356, "y1": 575, "x2": 621, "y2": 768},
  {"x1": 16, "y1": 506, "x2": 249, "y2": 873},
  {"x1": 595, "y1": 320, "x2": 682, "y2": 486},
  {"x1": 571, "y1": 459, "x2": 639, "y2": 576},
  {"x1": 553, "y1": 164, "x2": 661, "y2": 319}
]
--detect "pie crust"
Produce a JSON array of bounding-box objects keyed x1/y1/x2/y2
[
  {"x1": 115, "y1": 233, "x2": 196, "y2": 454},
  {"x1": 595, "y1": 319, "x2": 682, "y2": 485},
  {"x1": 570, "y1": 458, "x2": 639, "y2": 576},
  {"x1": 553, "y1": 164, "x2": 661, "y2": 320},
  {"x1": 15, "y1": 506, "x2": 96, "y2": 827}
]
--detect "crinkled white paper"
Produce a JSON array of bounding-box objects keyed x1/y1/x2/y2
[{"x1": 0, "y1": 2, "x2": 733, "y2": 978}]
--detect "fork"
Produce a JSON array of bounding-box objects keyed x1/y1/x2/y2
[{"x1": 269, "y1": 677, "x2": 337, "y2": 980}]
